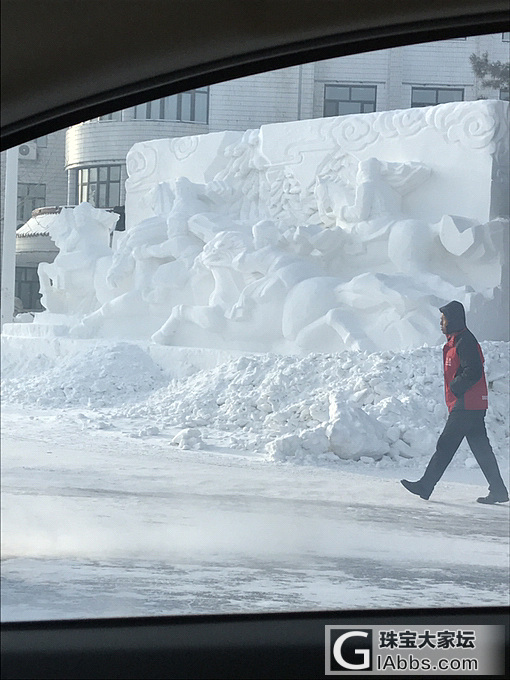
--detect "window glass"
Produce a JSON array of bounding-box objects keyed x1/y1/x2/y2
[
  {"x1": 77, "y1": 165, "x2": 122, "y2": 208},
  {"x1": 194, "y1": 90, "x2": 209, "y2": 123},
  {"x1": 15, "y1": 266, "x2": 43, "y2": 311},
  {"x1": 98, "y1": 183, "x2": 107, "y2": 206},
  {"x1": 180, "y1": 92, "x2": 192, "y2": 121},
  {"x1": 109, "y1": 181, "x2": 120, "y2": 207},
  {"x1": 131, "y1": 89, "x2": 209, "y2": 122},
  {"x1": 325, "y1": 85, "x2": 350, "y2": 99},
  {"x1": 324, "y1": 84, "x2": 377, "y2": 116},
  {"x1": 164, "y1": 95, "x2": 178, "y2": 120},
  {"x1": 99, "y1": 111, "x2": 121, "y2": 121},
  {"x1": 411, "y1": 88, "x2": 438, "y2": 105},
  {"x1": 437, "y1": 88, "x2": 464, "y2": 103},
  {"x1": 337, "y1": 100, "x2": 364, "y2": 114},
  {"x1": 110, "y1": 166, "x2": 121, "y2": 181},
  {"x1": 352, "y1": 86, "x2": 377, "y2": 101},
  {"x1": 1, "y1": 31, "x2": 509, "y2": 625},
  {"x1": 16, "y1": 182, "x2": 46, "y2": 225},
  {"x1": 134, "y1": 103, "x2": 146, "y2": 119},
  {"x1": 411, "y1": 87, "x2": 464, "y2": 106},
  {"x1": 323, "y1": 100, "x2": 338, "y2": 116}
]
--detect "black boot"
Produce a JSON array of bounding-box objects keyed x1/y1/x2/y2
[
  {"x1": 476, "y1": 491, "x2": 509, "y2": 505},
  {"x1": 400, "y1": 479, "x2": 431, "y2": 500}
]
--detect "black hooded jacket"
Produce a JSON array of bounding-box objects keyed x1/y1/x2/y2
[{"x1": 439, "y1": 301, "x2": 488, "y2": 412}]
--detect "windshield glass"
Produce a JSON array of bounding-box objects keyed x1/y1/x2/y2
[{"x1": 1, "y1": 32, "x2": 509, "y2": 622}]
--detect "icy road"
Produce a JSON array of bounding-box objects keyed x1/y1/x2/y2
[{"x1": 1, "y1": 406, "x2": 508, "y2": 622}]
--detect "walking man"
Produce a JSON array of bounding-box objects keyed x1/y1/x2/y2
[{"x1": 401, "y1": 300, "x2": 508, "y2": 504}]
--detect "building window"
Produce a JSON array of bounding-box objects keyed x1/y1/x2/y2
[
  {"x1": 17, "y1": 183, "x2": 46, "y2": 226},
  {"x1": 324, "y1": 85, "x2": 377, "y2": 116},
  {"x1": 15, "y1": 267, "x2": 43, "y2": 311},
  {"x1": 133, "y1": 88, "x2": 209, "y2": 123},
  {"x1": 503, "y1": 32, "x2": 510, "y2": 42},
  {"x1": 500, "y1": 89, "x2": 510, "y2": 101},
  {"x1": 411, "y1": 87, "x2": 464, "y2": 107},
  {"x1": 76, "y1": 165, "x2": 122, "y2": 208},
  {"x1": 98, "y1": 111, "x2": 122, "y2": 122}
]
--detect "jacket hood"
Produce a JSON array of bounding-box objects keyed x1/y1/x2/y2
[{"x1": 439, "y1": 300, "x2": 466, "y2": 333}]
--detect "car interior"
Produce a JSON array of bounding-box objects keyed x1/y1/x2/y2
[{"x1": 1, "y1": 1, "x2": 509, "y2": 678}]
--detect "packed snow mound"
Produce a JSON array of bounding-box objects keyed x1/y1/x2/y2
[
  {"x1": 116, "y1": 341, "x2": 508, "y2": 465},
  {"x1": 1, "y1": 342, "x2": 166, "y2": 408},
  {"x1": 2, "y1": 340, "x2": 508, "y2": 467}
]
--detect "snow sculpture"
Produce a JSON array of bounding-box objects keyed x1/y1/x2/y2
[
  {"x1": 27, "y1": 100, "x2": 508, "y2": 352},
  {"x1": 229, "y1": 220, "x2": 323, "y2": 321},
  {"x1": 312, "y1": 156, "x2": 469, "y2": 301},
  {"x1": 71, "y1": 182, "x2": 190, "y2": 339},
  {"x1": 38, "y1": 203, "x2": 118, "y2": 317},
  {"x1": 151, "y1": 230, "x2": 252, "y2": 348}
]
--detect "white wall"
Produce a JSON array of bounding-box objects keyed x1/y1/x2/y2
[{"x1": 209, "y1": 66, "x2": 303, "y2": 131}]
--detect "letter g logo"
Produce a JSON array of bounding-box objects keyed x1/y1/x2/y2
[{"x1": 333, "y1": 631, "x2": 371, "y2": 670}]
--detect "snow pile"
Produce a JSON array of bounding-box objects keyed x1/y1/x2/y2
[
  {"x1": 2, "y1": 339, "x2": 508, "y2": 468},
  {"x1": 1, "y1": 342, "x2": 166, "y2": 408},
  {"x1": 171, "y1": 427, "x2": 204, "y2": 450},
  {"x1": 116, "y1": 341, "x2": 508, "y2": 465}
]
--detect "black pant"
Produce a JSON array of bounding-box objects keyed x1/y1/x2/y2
[{"x1": 421, "y1": 409, "x2": 508, "y2": 496}]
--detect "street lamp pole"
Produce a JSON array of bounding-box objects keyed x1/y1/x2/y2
[{"x1": 1, "y1": 146, "x2": 19, "y2": 329}]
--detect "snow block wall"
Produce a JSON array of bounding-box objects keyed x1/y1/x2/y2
[{"x1": 14, "y1": 100, "x2": 510, "y2": 352}]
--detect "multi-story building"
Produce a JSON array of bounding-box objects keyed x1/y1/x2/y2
[{"x1": 2, "y1": 33, "x2": 508, "y2": 311}]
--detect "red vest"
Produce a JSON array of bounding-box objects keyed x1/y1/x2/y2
[{"x1": 443, "y1": 332, "x2": 488, "y2": 413}]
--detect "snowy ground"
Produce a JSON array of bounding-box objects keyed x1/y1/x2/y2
[{"x1": 1, "y1": 339, "x2": 509, "y2": 622}]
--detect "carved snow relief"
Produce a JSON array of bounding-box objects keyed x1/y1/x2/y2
[{"x1": 32, "y1": 101, "x2": 509, "y2": 351}]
